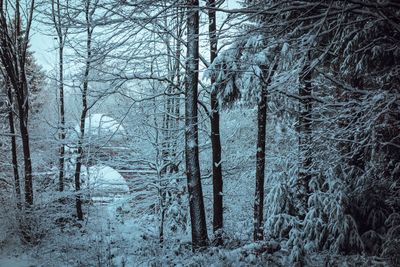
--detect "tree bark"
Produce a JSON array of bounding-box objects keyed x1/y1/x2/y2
[
  {"x1": 15, "y1": 0, "x2": 35, "y2": 206},
  {"x1": 253, "y1": 82, "x2": 267, "y2": 241},
  {"x1": 18, "y1": 109, "x2": 33, "y2": 206},
  {"x1": 253, "y1": 62, "x2": 277, "y2": 241},
  {"x1": 171, "y1": 6, "x2": 183, "y2": 173},
  {"x1": 6, "y1": 77, "x2": 21, "y2": 206},
  {"x1": 52, "y1": 0, "x2": 66, "y2": 192},
  {"x1": 0, "y1": 52, "x2": 34, "y2": 207},
  {"x1": 208, "y1": 0, "x2": 223, "y2": 245},
  {"x1": 1, "y1": 0, "x2": 36, "y2": 243},
  {"x1": 58, "y1": 44, "x2": 65, "y2": 192},
  {"x1": 73, "y1": 0, "x2": 93, "y2": 221},
  {"x1": 185, "y1": 0, "x2": 208, "y2": 249}
]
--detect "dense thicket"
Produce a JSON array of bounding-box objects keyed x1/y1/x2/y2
[{"x1": 210, "y1": 0, "x2": 400, "y2": 263}]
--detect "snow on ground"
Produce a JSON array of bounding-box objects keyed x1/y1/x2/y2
[
  {"x1": 0, "y1": 108, "x2": 392, "y2": 266},
  {"x1": 0, "y1": 253, "x2": 38, "y2": 267},
  {"x1": 0, "y1": 196, "x2": 156, "y2": 267}
]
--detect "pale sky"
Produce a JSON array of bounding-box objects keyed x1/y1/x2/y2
[
  {"x1": 31, "y1": 21, "x2": 57, "y2": 73},
  {"x1": 30, "y1": 1, "x2": 242, "y2": 74}
]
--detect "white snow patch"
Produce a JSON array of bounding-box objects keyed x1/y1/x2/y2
[
  {"x1": 85, "y1": 165, "x2": 130, "y2": 195},
  {"x1": 372, "y1": 92, "x2": 385, "y2": 102}
]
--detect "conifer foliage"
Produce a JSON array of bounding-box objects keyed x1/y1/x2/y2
[{"x1": 208, "y1": 0, "x2": 400, "y2": 263}]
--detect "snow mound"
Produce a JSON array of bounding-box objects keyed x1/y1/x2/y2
[
  {"x1": 73, "y1": 113, "x2": 126, "y2": 142},
  {"x1": 85, "y1": 165, "x2": 129, "y2": 195}
]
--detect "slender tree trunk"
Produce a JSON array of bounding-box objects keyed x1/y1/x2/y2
[
  {"x1": 16, "y1": 63, "x2": 33, "y2": 206},
  {"x1": 161, "y1": 27, "x2": 171, "y2": 172},
  {"x1": 170, "y1": 7, "x2": 183, "y2": 173},
  {"x1": 162, "y1": 8, "x2": 182, "y2": 174},
  {"x1": 185, "y1": 0, "x2": 208, "y2": 249},
  {"x1": 74, "y1": 0, "x2": 92, "y2": 220},
  {"x1": 253, "y1": 83, "x2": 267, "y2": 241},
  {"x1": 6, "y1": 78, "x2": 21, "y2": 205},
  {"x1": 17, "y1": 96, "x2": 33, "y2": 206},
  {"x1": 159, "y1": 187, "x2": 165, "y2": 244},
  {"x1": 162, "y1": 91, "x2": 172, "y2": 173},
  {"x1": 15, "y1": 1, "x2": 34, "y2": 206},
  {"x1": 207, "y1": 0, "x2": 223, "y2": 245},
  {"x1": 52, "y1": 0, "x2": 66, "y2": 192},
  {"x1": 15, "y1": 78, "x2": 35, "y2": 242},
  {"x1": 58, "y1": 44, "x2": 65, "y2": 192},
  {"x1": 253, "y1": 62, "x2": 277, "y2": 241},
  {"x1": 74, "y1": 140, "x2": 84, "y2": 220},
  {"x1": 162, "y1": 16, "x2": 173, "y2": 173}
]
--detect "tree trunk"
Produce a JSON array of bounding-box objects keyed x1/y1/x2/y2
[
  {"x1": 185, "y1": 0, "x2": 208, "y2": 249},
  {"x1": 6, "y1": 78, "x2": 21, "y2": 205},
  {"x1": 52, "y1": 0, "x2": 66, "y2": 193},
  {"x1": 161, "y1": 91, "x2": 172, "y2": 173},
  {"x1": 170, "y1": 6, "x2": 183, "y2": 173},
  {"x1": 17, "y1": 99, "x2": 33, "y2": 206},
  {"x1": 17, "y1": 67, "x2": 33, "y2": 206},
  {"x1": 0, "y1": 47, "x2": 33, "y2": 207},
  {"x1": 15, "y1": 0, "x2": 35, "y2": 207},
  {"x1": 159, "y1": 190, "x2": 165, "y2": 244},
  {"x1": 58, "y1": 44, "x2": 65, "y2": 192},
  {"x1": 0, "y1": 1, "x2": 36, "y2": 243},
  {"x1": 74, "y1": 143, "x2": 84, "y2": 221},
  {"x1": 73, "y1": 0, "x2": 92, "y2": 221},
  {"x1": 208, "y1": 0, "x2": 223, "y2": 245},
  {"x1": 253, "y1": 62, "x2": 277, "y2": 241},
  {"x1": 253, "y1": 82, "x2": 267, "y2": 241}
]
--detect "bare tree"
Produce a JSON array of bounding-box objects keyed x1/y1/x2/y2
[
  {"x1": 51, "y1": 0, "x2": 69, "y2": 193},
  {"x1": 185, "y1": 0, "x2": 208, "y2": 249},
  {"x1": 0, "y1": 0, "x2": 36, "y2": 206},
  {"x1": 1, "y1": 73, "x2": 21, "y2": 206},
  {"x1": 73, "y1": 0, "x2": 97, "y2": 220}
]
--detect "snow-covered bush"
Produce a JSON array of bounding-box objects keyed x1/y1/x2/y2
[{"x1": 163, "y1": 175, "x2": 188, "y2": 235}]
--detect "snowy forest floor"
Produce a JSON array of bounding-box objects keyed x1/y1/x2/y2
[
  {"x1": 0, "y1": 197, "x2": 388, "y2": 267},
  {"x1": 0, "y1": 108, "x2": 393, "y2": 266}
]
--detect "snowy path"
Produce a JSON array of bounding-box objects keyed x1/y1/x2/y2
[{"x1": 0, "y1": 166, "x2": 161, "y2": 267}]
